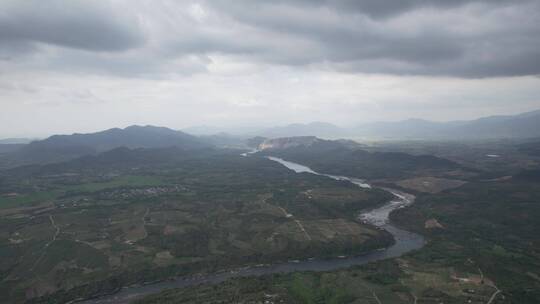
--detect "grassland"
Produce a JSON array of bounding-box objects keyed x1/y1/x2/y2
[{"x1": 0, "y1": 175, "x2": 164, "y2": 209}]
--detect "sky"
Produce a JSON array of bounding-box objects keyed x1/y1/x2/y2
[{"x1": 1, "y1": 0, "x2": 540, "y2": 138}]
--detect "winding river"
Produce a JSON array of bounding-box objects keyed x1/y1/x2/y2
[{"x1": 80, "y1": 156, "x2": 425, "y2": 304}]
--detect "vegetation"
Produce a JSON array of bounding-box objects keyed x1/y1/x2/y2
[
  {"x1": 391, "y1": 177, "x2": 540, "y2": 303},
  {"x1": 0, "y1": 125, "x2": 209, "y2": 168},
  {"x1": 0, "y1": 147, "x2": 391, "y2": 303},
  {"x1": 2, "y1": 135, "x2": 540, "y2": 303},
  {"x1": 137, "y1": 258, "x2": 500, "y2": 304},
  {"x1": 258, "y1": 139, "x2": 463, "y2": 180},
  {"x1": 135, "y1": 138, "x2": 540, "y2": 304}
]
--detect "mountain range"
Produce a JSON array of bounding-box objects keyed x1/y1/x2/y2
[
  {"x1": 354, "y1": 109, "x2": 540, "y2": 140},
  {"x1": 256, "y1": 122, "x2": 345, "y2": 138},
  {"x1": 0, "y1": 125, "x2": 208, "y2": 167},
  {"x1": 245, "y1": 109, "x2": 540, "y2": 140},
  {"x1": 1, "y1": 109, "x2": 540, "y2": 168},
  {"x1": 0, "y1": 138, "x2": 36, "y2": 144}
]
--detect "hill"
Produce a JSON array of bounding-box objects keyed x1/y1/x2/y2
[
  {"x1": 257, "y1": 136, "x2": 462, "y2": 179},
  {"x1": 1, "y1": 126, "x2": 208, "y2": 167},
  {"x1": 355, "y1": 109, "x2": 540, "y2": 140},
  {"x1": 246, "y1": 109, "x2": 540, "y2": 140},
  {"x1": 257, "y1": 122, "x2": 345, "y2": 138}
]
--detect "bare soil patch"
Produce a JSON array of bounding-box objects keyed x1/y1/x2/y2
[{"x1": 397, "y1": 177, "x2": 466, "y2": 193}]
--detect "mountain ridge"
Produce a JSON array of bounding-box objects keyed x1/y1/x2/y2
[
  {"x1": 1, "y1": 125, "x2": 209, "y2": 167},
  {"x1": 252, "y1": 109, "x2": 540, "y2": 139}
]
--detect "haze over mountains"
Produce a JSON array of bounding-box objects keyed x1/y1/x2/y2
[
  {"x1": 354, "y1": 109, "x2": 540, "y2": 140},
  {"x1": 184, "y1": 109, "x2": 540, "y2": 140},
  {"x1": 1, "y1": 109, "x2": 540, "y2": 168},
  {"x1": 0, "y1": 126, "x2": 208, "y2": 167},
  {"x1": 254, "y1": 109, "x2": 540, "y2": 140},
  {"x1": 0, "y1": 138, "x2": 36, "y2": 144}
]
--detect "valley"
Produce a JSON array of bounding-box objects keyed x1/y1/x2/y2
[
  {"x1": 0, "y1": 127, "x2": 539, "y2": 303},
  {"x1": 3, "y1": 2, "x2": 539, "y2": 303},
  {"x1": 0, "y1": 147, "x2": 394, "y2": 303},
  {"x1": 133, "y1": 152, "x2": 534, "y2": 304}
]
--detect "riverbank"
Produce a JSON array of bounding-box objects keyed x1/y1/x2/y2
[{"x1": 77, "y1": 156, "x2": 424, "y2": 304}]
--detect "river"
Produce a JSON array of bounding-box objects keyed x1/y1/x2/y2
[{"x1": 80, "y1": 156, "x2": 425, "y2": 304}]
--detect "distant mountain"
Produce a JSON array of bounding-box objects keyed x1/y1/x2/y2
[
  {"x1": 182, "y1": 125, "x2": 227, "y2": 136},
  {"x1": 4, "y1": 125, "x2": 209, "y2": 167},
  {"x1": 0, "y1": 138, "x2": 36, "y2": 144},
  {"x1": 447, "y1": 110, "x2": 540, "y2": 139},
  {"x1": 246, "y1": 136, "x2": 267, "y2": 149},
  {"x1": 0, "y1": 144, "x2": 25, "y2": 154},
  {"x1": 183, "y1": 125, "x2": 261, "y2": 136},
  {"x1": 354, "y1": 119, "x2": 466, "y2": 139},
  {"x1": 250, "y1": 109, "x2": 540, "y2": 140},
  {"x1": 258, "y1": 122, "x2": 345, "y2": 138},
  {"x1": 259, "y1": 136, "x2": 320, "y2": 150},
  {"x1": 197, "y1": 132, "x2": 248, "y2": 148},
  {"x1": 354, "y1": 109, "x2": 540, "y2": 140}
]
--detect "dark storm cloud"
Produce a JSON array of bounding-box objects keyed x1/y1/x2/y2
[
  {"x1": 198, "y1": 0, "x2": 540, "y2": 77},
  {"x1": 1, "y1": 0, "x2": 539, "y2": 78},
  {"x1": 254, "y1": 0, "x2": 514, "y2": 18},
  {"x1": 0, "y1": 0, "x2": 144, "y2": 53}
]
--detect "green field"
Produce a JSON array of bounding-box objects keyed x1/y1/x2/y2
[
  {"x1": 136, "y1": 140, "x2": 540, "y2": 304},
  {"x1": 0, "y1": 149, "x2": 393, "y2": 303},
  {"x1": 0, "y1": 175, "x2": 164, "y2": 209},
  {"x1": 2, "y1": 140, "x2": 539, "y2": 303},
  {"x1": 137, "y1": 258, "x2": 500, "y2": 304}
]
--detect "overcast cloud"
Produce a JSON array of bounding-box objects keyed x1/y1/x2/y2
[{"x1": 1, "y1": 0, "x2": 539, "y2": 137}]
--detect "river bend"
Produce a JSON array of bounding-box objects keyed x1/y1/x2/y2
[{"x1": 80, "y1": 156, "x2": 425, "y2": 304}]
